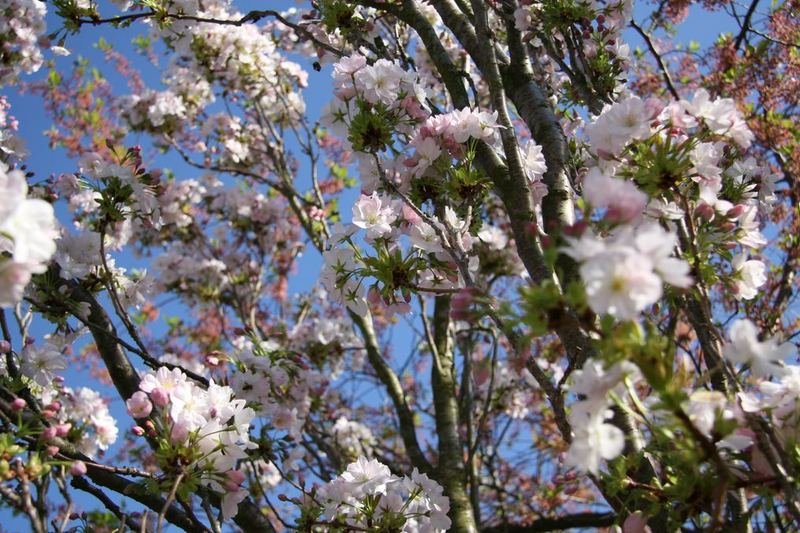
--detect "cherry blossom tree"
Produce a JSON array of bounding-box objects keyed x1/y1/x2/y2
[{"x1": 0, "y1": 0, "x2": 799, "y2": 531}]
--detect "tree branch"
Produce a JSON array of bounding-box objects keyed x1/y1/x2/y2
[
  {"x1": 350, "y1": 310, "x2": 434, "y2": 476},
  {"x1": 481, "y1": 511, "x2": 616, "y2": 532}
]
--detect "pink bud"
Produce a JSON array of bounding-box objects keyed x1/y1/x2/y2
[
  {"x1": 367, "y1": 287, "x2": 383, "y2": 307},
  {"x1": 719, "y1": 221, "x2": 736, "y2": 232},
  {"x1": 402, "y1": 204, "x2": 422, "y2": 225},
  {"x1": 46, "y1": 402, "x2": 62, "y2": 412},
  {"x1": 132, "y1": 426, "x2": 145, "y2": 436},
  {"x1": 726, "y1": 204, "x2": 746, "y2": 219},
  {"x1": 450, "y1": 287, "x2": 481, "y2": 320},
  {"x1": 42, "y1": 409, "x2": 56, "y2": 419},
  {"x1": 0, "y1": 340, "x2": 10, "y2": 353},
  {"x1": 402, "y1": 156, "x2": 420, "y2": 168},
  {"x1": 126, "y1": 391, "x2": 153, "y2": 419},
  {"x1": 11, "y1": 398, "x2": 26, "y2": 412},
  {"x1": 226, "y1": 469, "x2": 246, "y2": 486},
  {"x1": 563, "y1": 220, "x2": 588, "y2": 237},
  {"x1": 170, "y1": 422, "x2": 189, "y2": 443},
  {"x1": 150, "y1": 388, "x2": 169, "y2": 407},
  {"x1": 694, "y1": 202, "x2": 715, "y2": 221},
  {"x1": 643, "y1": 97, "x2": 665, "y2": 120},
  {"x1": 55, "y1": 423, "x2": 71, "y2": 437},
  {"x1": 622, "y1": 511, "x2": 650, "y2": 533},
  {"x1": 70, "y1": 461, "x2": 87, "y2": 477},
  {"x1": 333, "y1": 86, "x2": 356, "y2": 100},
  {"x1": 595, "y1": 148, "x2": 614, "y2": 160},
  {"x1": 144, "y1": 420, "x2": 156, "y2": 434},
  {"x1": 41, "y1": 426, "x2": 57, "y2": 441},
  {"x1": 46, "y1": 446, "x2": 59, "y2": 457}
]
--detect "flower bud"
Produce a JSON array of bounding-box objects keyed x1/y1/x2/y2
[
  {"x1": 10, "y1": 398, "x2": 26, "y2": 412},
  {"x1": 126, "y1": 391, "x2": 153, "y2": 419},
  {"x1": 170, "y1": 422, "x2": 189, "y2": 443},
  {"x1": 224, "y1": 469, "x2": 246, "y2": 491},
  {"x1": 563, "y1": 220, "x2": 588, "y2": 237},
  {"x1": 41, "y1": 426, "x2": 57, "y2": 441},
  {"x1": 150, "y1": 388, "x2": 169, "y2": 407},
  {"x1": 726, "y1": 204, "x2": 746, "y2": 219},
  {"x1": 693, "y1": 202, "x2": 715, "y2": 221},
  {"x1": 45, "y1": 446, "x2": 59, "y2": 457},
  {"x1": 622, "y1": 511, "x2": 650, "y2": 533},
  {"x1": 144, "y1": 419, "x2": 156, "y2": 433},
  {"x1": 70, "y1": 461, "x2": 87, "y2": 477},
  {"x1": 55, "y1": 423, "x2": 71, "y2": 437},
  {"x1": 0, "y1": 340, "x2": 10, "y2": 354},
  {"x1": 132, "y1": 426, "x2": 145, "y2": 436}
]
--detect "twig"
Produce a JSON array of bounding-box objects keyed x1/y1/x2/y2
[
  {"x1": 71, "y1": 476, "x2": 143, "y2": 531},
  {"x1": 158, "y1": 471, "x2": 185, "y2": 533},
  {"x1": 630, "y1": 20, "x2": 680, "y2": 100},
  {"x1": 734, "y1": 0, "x2": 761, "y2": 51}
]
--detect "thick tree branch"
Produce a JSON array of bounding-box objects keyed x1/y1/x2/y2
[
  {"x1": 481, "y1": 511, "x2": 616, "y2": 532},
  {"x1": 350, "y1": 310, "x2": 434, "y2": 476},
  {"x1": 427, "y1": 296, "x2": 477, "y2": 532}
]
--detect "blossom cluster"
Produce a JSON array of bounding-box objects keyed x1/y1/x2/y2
[
  {"x1": 563, "y1": 223, "x2": 692, "y2": 320},
  {"x1": 40, "y1": 384, "x2": 119, "y2": 459},
  {"x1": 127, "y1": 367, "x2": 256, "y2": 519},
  {"x1": 117, "y1": 0, "x2": 308, "y2": 151},
  {"x1": 310, "y1": 457, "x2": 451, "y2": 532},
  {"x1": 11, "y1": 332, "x2": 120, "y2": 459},
  {"x1": 564, "y1": 360, "x2": 637, "y2": 474},
  {"x1": 726, "y1": 320, "x2": 800, "y2": 449},
  {"x1": 0, "y1": 160, "x2": 58, "y2": 307},
  {"x1": 331, "y1": 416, "x2": 376, "y2": 458},
  {"x1": 229, "y1": 338, "x2": 324, "y2": 440},
  {"x1": 565, "y1": 86, "x2": 770, "y2": 321},
  {"x1": 0, "y1": 96, "x2": 26, "y2": 157},
  {"x1": 564, "y1": 314, "x2": 800, "y2": 475},
  {"x1": 288, "y1": 289, "x2": 367, "y2": 377},
  {"x1": 0, "y1": 0, "x2": 47, "y2": 86},
  {"x1": 513, "y1": 1, "x2": 633, "y2": 99},
  {"x1": 321, "y1": 201, "x2": 481, "y2": 315},
  {"x1": 21, "y1": 340, "x2": 67, "y2": 386}
]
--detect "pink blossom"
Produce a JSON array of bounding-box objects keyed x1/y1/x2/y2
[
  {"x1": 70, "y1": 461, "x2": 87, "y2": 477},
  {"x1": 150, "y1": 387, "x2": 170, "y2": 407},
  {"x1": 126, "y1": 391, "x2": 153, "y2": 418}
]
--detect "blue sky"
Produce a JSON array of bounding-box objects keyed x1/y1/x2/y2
[{"x1": 1, "y1": 1, "x2": 739, "y2": 530}]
